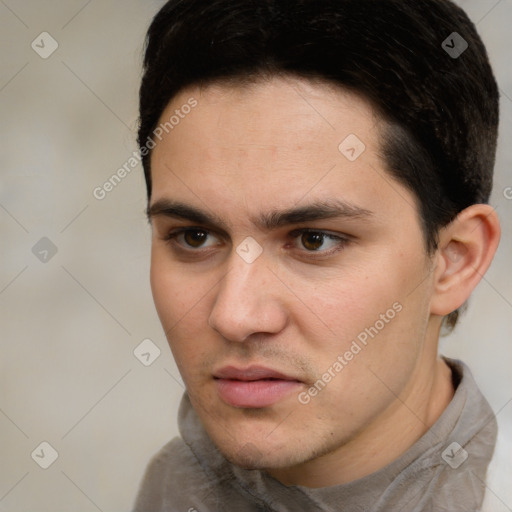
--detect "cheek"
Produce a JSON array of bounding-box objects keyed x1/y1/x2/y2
[
  {"x1": 286, "y1": 264, "x2": 399, "y2": 350},
  {"x1": 296, "y1": 298, "x2": 424, "y2": 436},
  {"x1": 290, "y1": 250, "x2": 428, "y2": 377},
  {"x1": 150, "y1": 249, "x2": 185, "y2": 327},
  {"x1": 149, "y1": 245, "x2": 217, "y2": 373},
  {"x1": 150, "y1": 244, "x2": 215, "y2": 316},
  {"x1": 311, "y1": 262, "x2": 429, "y2": 395}
]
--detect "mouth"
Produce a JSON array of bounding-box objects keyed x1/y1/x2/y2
[{"x1": 213, "y1": 365, "x2": 303, "y2": 408}]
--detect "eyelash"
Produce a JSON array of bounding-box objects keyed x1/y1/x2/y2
[{"x1": 163, "y1": 227, "x2": 350, "y2": 258}]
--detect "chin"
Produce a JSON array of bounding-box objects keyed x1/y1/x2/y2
[
  {"x1": 224, "y1": 447, "x2": 290, "y2": 470},
  {"x1": 193, "y1": 393, "x2": 313, "y2": 468},
  {"x1": 212, "y1": 432, "x2": 306, "y2": 471}
]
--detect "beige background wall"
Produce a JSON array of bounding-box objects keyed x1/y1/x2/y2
[{"x1": 1, "y1": 1, "x2": 511, "y2": 510}]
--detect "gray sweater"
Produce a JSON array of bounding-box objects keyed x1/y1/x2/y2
[{"x1": 133, "y1": 358, "x2": 496, "y2": 511}]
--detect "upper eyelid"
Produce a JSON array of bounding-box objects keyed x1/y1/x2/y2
[
  {"x1": 164, "y1": 227, "x2": 221, "y2": 242},
  {"x1": 288, "y1": 228, "x2": 348, "y2": 239},
  {"x1": 165, "y1": 227, "x2": 349, "y2": 251},
  {"x1": 166, "y1": 226, "x2": 346, "y2": 239}
]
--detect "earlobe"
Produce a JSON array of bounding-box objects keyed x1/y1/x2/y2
[{"x1": 430, "y1": 204, "x2": 501, "y2": 317}]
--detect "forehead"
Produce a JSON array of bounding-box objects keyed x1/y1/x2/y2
[
  {"x1": 149, "y1": 76, "x2": 416, "y2": 226},
  {"x1": 158, "y1": 76, "x2": 379, "y2": 149}
]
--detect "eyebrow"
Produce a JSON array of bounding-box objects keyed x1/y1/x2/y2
[{"x1": 147, "y1": 198, "x2": 373, "y2": 231}]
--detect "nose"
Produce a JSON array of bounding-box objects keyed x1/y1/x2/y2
[{"x1": 208, "y1": 250, "x2": 288, "y2": 342}]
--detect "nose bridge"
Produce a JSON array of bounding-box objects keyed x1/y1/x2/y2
[{"x1": 208, "y1": 250, "x2": 286, "y2": 341}]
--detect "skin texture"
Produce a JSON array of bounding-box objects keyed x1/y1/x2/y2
[{"x1": 148, "y1": 76, "x2": 500, "y2": 487}]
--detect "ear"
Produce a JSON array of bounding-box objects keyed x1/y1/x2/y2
[{"x1": 430, "y1": 204, "x2": 501, "y2": 317}]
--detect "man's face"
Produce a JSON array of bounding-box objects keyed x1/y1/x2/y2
[{"x1": 149, "y1": 77, "x2": 437, "y2": 477}]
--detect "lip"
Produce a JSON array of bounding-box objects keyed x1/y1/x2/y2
[
  {"x1": 213, "y1": 365, "x2": 303, "y2": 408},
  {"x1": 214, "y1": 365, "x2": 300, "y2": 381}
]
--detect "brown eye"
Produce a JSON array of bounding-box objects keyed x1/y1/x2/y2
[
  {"x1": 301, "y1": 231, "x2": 325, "y2": 251},
  {"x1": 164, "y1": 227, "x2": 221, "y2": 252},
  {"x1": 183, "y1": 230, "x2": 208, "y2": 248}
]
